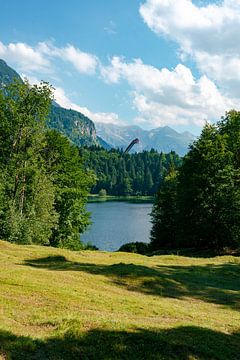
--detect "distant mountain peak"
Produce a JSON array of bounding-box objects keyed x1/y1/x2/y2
[{"x1": 96, "y1": 122, "x2": 195, "y2": 156}]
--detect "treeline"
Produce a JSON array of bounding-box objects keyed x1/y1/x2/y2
[
  {"x1": 81, "y1": 147, "x2": 182, "y2": 196},
  {"x1": 151, "y1": 111, "x2": 240, "y2": 251},
  {"x1": 0, "y1": 80, "x2": 94, "y2": 249}
]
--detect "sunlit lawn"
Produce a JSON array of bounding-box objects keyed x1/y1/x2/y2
[{"x1": 0, "y1": 240, "x2": 240, "y2": 359}]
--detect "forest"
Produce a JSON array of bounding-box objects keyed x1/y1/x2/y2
[{"x1": 81, "y1": 147, "x2": 181, "y2": 196}]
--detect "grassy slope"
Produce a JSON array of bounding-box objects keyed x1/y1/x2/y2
[{"x1": 0, "y1": 240, "x2": 240, "y2": 360}]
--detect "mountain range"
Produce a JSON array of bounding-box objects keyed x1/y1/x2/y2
[
  {"x1": 96, "y1": 123, "x2": 194, "y2": 156},
  {"x1": 0, "y1": 59, "x2": 195, "y2": 155}
]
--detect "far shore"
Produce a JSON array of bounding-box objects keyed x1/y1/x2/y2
[{"x1": 87, "y1": 194, "x2": 154, "y2": 203}]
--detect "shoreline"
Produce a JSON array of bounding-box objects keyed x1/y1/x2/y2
[{"x1": 87, "y1": 194, "x2": 154, "y2": 203}]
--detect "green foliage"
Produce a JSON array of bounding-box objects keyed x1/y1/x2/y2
[
  {"x1": 150, "y1": 170, "x2": 178, "y2": 250},
  {"x1": 98, "y1": 188, "x2": 107, "y2": 197},
  {"x1": 81, "y1": 146, "x2": 182, "y2": 196},
  {"x1": 150, "y1": 112, "x2": 240, "y2": 251},
  {"x1": 118, "y1": 241, "x2": 149, "y2": 254},
  {"x1": 0, "y1": 80, "x2": 94, "y2": 248},
  {"x1": 0, "y1": 80, "x2": 57, "y2": 244},
  {"x1": 43, "y1": 130, "x2": 95, "y2": 248}
]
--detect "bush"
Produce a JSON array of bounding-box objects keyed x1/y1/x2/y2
[
  {"x1": 98, "y1": 189, "x2": 107, "y2": 197},
  {"x1": 118, "y1": 242, "x2": 149, "y2": 255}
]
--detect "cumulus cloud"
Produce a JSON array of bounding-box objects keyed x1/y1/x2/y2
[
  {"x1": 2, "y1": 27, "x2": 239, "y2": 129},
  {"x1": 101, "y1": 56, "x2": 237, "y2": 126},
  {"x1": 21, "y1": 74, "x2": 122, "y2": 125},
  {"x1": 60, "y1": 45, "x2": 97, "y2": 74},
  {"x1": 53, "y1": 86, "x2": 121, "y2": 124},
  {"x1": 139, "y1": 0, "x2": 240, "y2": 54},
  {"x1": 38, "y1": 42, "x2": 98, "y2": 74},
  {"x1": 139, "y1": 0, "x2": 240, "y2": 96},
  {"x1": 0, "y1": 41, "x2": 98, "y2": 75},
  {"x1": 0, "y1": 42, "x2": 50, "y2": 72}
]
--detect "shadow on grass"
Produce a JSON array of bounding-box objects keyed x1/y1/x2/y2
[
  {"x1": 148, "y1": 248, "x2": 240, "y2": 258},
  {"x1": 1, "y1": 325, "x2": 240, "y2": 360},
  {"x1": 23, "y1": 256, "x2": 240, "y2": 310}
]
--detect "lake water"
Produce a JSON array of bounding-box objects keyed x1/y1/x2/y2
[{"x1": 81, "y1": 201, "x2": 153, "y2": 251}]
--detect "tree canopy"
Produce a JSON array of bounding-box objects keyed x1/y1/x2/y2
[
  {"x1": 81, "y1": 147, "x2": 182, "y2": 196},
  {"x1": 150, "y1": 112, "x2": 240, "y2": 251},
  {"x1": 0, "y1": 80, "x2": 94, "y2": 249}
]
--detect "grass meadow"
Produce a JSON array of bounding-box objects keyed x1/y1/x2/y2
[{"x1": 0, "y1": 240, "x2": 240, "y2": 359}]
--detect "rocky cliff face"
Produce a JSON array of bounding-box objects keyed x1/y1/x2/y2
[{"x1": 49, "y1": 105, "x2": 98, "y2": 147}]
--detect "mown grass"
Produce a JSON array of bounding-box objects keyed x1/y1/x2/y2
[{"x1": 0, "y1": 240, "x2": 240, "y2": 359}]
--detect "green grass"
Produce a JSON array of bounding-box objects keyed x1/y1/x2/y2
[{"x1": 0, "y1": 240, "x2": 240, "y2": 359}]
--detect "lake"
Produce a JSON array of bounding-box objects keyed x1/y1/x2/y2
[{"x1": 81, "y1": 200, "x2": 153, "y2": 251}]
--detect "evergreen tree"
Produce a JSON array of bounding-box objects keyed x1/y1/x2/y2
[{"x1": 81, "y1": 147, "x2": 181, "y2": 196}]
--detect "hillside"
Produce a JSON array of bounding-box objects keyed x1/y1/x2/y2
[
  {"x1": 0, "y1": 241, "x2": 239, "y2": 359},
  {"x1": 0, "y1": 59, "x2": 22, "y2": 86},
  {"x1": 48, "y1": 105, "x2": 98, "y2": 147},
  {"x1": 96, "y1": 123, "x2": 195, "y2": 156},
  {"x1": 0, "y1": 59, "x2": 100, "y2": 148}
]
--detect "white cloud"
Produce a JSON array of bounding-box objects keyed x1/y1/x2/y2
[
  {"x1": 2, "y1": 29, "x2": 239, "y2": 130},
  {"x1": 101, "y1": 57, "x2": 237, "y2": 127},
  {"x1": 53, "y1": 86, "x2": 121, "y2": 124},
  {"x1": 0, "y1": 41, "x2": 98, "y2": 75},
  {"x1": 139, "y1": 0, "x2": 240, "y2": 54},
  {"x1": 22, "y1": 74, "x2": 122, "y2": 125},
  {"x1": 38, "y1": 42, "x2": 98, "y2": 74},
  {"x1": 60, "y1": 45, "x2": 98, "y2": 74},
  {"x1": 0, "y1": 42, "x2": 50, "y2": 72},
  {"x1": 139, "y1": 0, "x2": 240, "y2": 96}
]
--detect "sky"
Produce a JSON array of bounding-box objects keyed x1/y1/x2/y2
[{"x1": 0, "y1": 0, "x2": 240, "y2": 135}]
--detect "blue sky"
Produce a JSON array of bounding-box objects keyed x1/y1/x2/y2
[{"x1": 1, "y1": 0, "x2": 239, "y2": 135}]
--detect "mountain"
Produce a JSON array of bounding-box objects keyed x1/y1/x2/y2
[
  {"x1": 0, "y1": 59, "x2": 101, "y2": 148},
  {"x1": 48, "y1": 105, "x2": 98, "y2": 147},
  {"x1": 96, "y1": 123, "x2": 195, "y2": 156},
  {"x1": 0, "y1": 59, "x2": 194, "y2": 155},
  {"x1": 0, "y1": 59, "x2": 22, "y2": 86}
]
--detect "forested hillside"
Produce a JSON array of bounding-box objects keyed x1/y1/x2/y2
[
  {"x1": 0, "y1": 59, "x2": 22, "y2": 85},
  {"x1": 81, "y1": 147, "x2": 181, "y2": 196},
  {"x1": 49, "y1": 105, "x2": 98, "y2": 147},
  {"x1": 0, "y1": 59, "x2": 101, "y2": 148}
]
